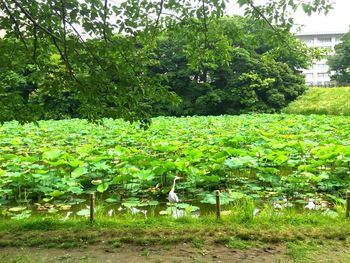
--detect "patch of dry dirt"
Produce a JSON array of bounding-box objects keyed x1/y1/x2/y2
[{"x1": 0, "y1": 243, "x2": 288, "y2": 263}]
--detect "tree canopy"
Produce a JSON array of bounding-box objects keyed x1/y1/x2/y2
[
  {"x1": 329, "y1": 31, "x2": 350, "y2": 85},
  {"x1": 151, "y1": 16, "x2": 315, "y2": 116},
  {"x1": 0, "y1": 0, "x2": 333, "y2": 124}
]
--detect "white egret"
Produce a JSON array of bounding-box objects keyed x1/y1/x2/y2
[
  {"x1": 253, "y1": 208, "x2": 260, "y2": 217},
  {"x1": 108, "y1": 209, "x2": 113, "y2": 217},
  {"x1": 168, "y1": 176, "x2": 181, "y2": 203},
  {"x1": 168, "y1": 176, "x2": 182, "y2": 217},
  {"x1": 281, "y1": 197, "x2": 293, "y2": 208},
  {"x1": 172, "y1": 209, "x2": 186, "y2": 218},
  {"x1": 273, "y1": 203, "x2": 282, "y2": 209},
  {"x1": 304, "y1": 199, "x2": 316, "y2": 210},
  {"x1": 130, "y1": 207, "x2": 140, "y2": 215},
  {"x1": 130, "y1": 207, "x2": 147, "y2": 217},
  {"x1": 64, "y1": 211, "x2": 73, "y2": 220},
  {"x1": 140, "y1": 210, "x2": 147, "y2": 217}
]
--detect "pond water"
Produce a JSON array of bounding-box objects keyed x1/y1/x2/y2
[{"x1": 0, "y1": 195, "x2": 226, "y2": 220}]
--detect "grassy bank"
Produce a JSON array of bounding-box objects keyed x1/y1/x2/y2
[
  {"x1": 1, "y1": 208, "x2": 350, "y2": 262},
  {"x1": 283, "y1": 87, "x2": 350, "y2": 115},
  {"x1": 1, "y1": 210, "x2": 349, "y2": 247}
]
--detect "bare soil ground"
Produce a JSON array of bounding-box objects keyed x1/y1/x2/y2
[
  {"x1": 0, "y1": 244, "x2": 288, "y2": 263},
  {"x1": 1, "y1": 242, "x2": 350, "y2": 263}
]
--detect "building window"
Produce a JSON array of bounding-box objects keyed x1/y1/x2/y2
[
  {"x1": 317, "y1": 37, "x2": 332, "y2": 43},
  {"x1": 317, "y1": 73, "x2": 328, "y2": 78},
  {"x1": 303, "y1": 38, "x2": 314, "y2": 44},
  {"x1": 304, "y1": 73, "x2": 314, "y2": 79},
  {"x1": 316, "y1": 64, "x2": 328, "y2": 70}
]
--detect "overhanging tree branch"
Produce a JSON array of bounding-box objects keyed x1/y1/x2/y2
[
  {"x1": 103, "y1": 0, "x2": 108, "y2": 42},
  {"x1": 11, "y1": 0, "x2": 61, "y2": 41},
  {"x1": 0, "y1": 0, "x2": 29, "y2": 50},
  {"x1": 155, "y1": 0, "x2": 164, "y2": 29},
  {"x1": 249, "y1": 0, "x2": 296, "y2": 52}
]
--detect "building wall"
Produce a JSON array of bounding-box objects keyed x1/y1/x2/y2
[{"x1": 296, "y1": 32, "x2": 345, "y2": 86}]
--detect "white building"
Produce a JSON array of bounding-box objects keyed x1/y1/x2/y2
[{"x1": 296, "y1": 31, "x2": 345, "y2": 86}]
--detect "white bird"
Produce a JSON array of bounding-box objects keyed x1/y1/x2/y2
[
  {"x1": 253, "y1": 208, "x2": 260, "y2": 216},
  {"x1": 168, "y1": 176, "x2": 181, "y2": 203},
  {"x1": 273, "y1": 203, "x2": 283, "y2": 209},
  {"x1": 108, "y1": 209, "x2": 113, "y2": 217},
  {"x1": 64, "y1": 211, "x2": 73, "y2": 219},
  {"x1": 130, "y1": 207, "x2": 140, "y2": 215},
  {"x1": 281, "y1": 198, "x2": 293, "y2": 208},
  {"x1": 172, "y1": 209, "x2": 186, "y2": 218},
  {"x1": 140, "y1": 210, "x2": 147, "y2": 217},
  {"x1": 129, "y1": 207, "x2": 147, "y2": 217},
  {"x1": 305, "y1": 200, "x2": 316, "y2": 210}
]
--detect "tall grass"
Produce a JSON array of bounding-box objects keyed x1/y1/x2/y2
[{"x1": 283, "y1": 87, "x2": 350, "y2": 115}]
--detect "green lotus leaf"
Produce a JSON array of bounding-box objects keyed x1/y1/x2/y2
[
  {"x1": 42, "y1": 197, "x2": 53, "y2": 202},
  {"x1": 11, "y1": 211, "x2": 31, "y2": 220},
  {"x1": 9, "y1": 206, "x2": 27, "y2": 212},
  {"x1": 68, "y1": 160, "x2": 84, "y2": 167},
  {"x1": 105, "y1": 195, "x2": 120, "y2": 203},
  {"x1": 230, "y1": 191, "x2": 246, "y2": 199},
  {"x1": 97, "y1": 182, "x2": 110, "y2": 193},
  {"x1": 76, "y1": 208, "x2": 90, "y2": 217},
  {"x1": 48, "y1": 190, "x2": 65, "y2": 197},
  {"x1": 48, "y1": 208, "x2": 59, "y2": 214},
  {"x1": 72, "y1": 166, "x2": 88, "y2": 178},
  {"x1": 42, "y1": 149, "x2": 64, "y2": 161},
  {"x1": 91, "y1": 179, "x2": 103, "y2": 185},
  {"x1": 68, "y1": 186, "x2": 83, "y2": 194}
]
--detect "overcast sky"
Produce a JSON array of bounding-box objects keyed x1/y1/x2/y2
[{"x1": 226, "y1": 0, "x2": 350, "y2": 33}]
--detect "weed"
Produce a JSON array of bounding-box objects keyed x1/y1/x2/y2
[
  {"x1": 192, "y1": 237, "x2": 205, "y2": 249},
  {"x1": 286, "y1": 240, "x2": 322, "y2": 262},
  {"x1": 227, "y1": 238, "x2": 252, "y2": 250},
  {"x1": 140, "y1": 248, "x2": 150, "y2": 257}
]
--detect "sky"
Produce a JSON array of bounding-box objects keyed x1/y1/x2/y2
[{"x1": 226, "y1": 0, "x2": 350, "y2": 33}]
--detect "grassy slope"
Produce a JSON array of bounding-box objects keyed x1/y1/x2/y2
[
  {"x1": 283, "y1": 87, "x2": 350, "y2": 115},
  {"x1": 1, "y1": 209, "x2": 350, "y2": 262}
]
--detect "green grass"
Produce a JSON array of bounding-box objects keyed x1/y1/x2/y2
[
  {"x1": 283, "y1": 87, "x2": 350, "y2": 115},
  {"x1": 0, "y1": 207, "x2": 349, "y2": 249},
  {"x1": 2, "y1": 209, "x2": 350, "y2": 262}
]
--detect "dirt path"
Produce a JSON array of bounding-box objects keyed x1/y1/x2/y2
[
  {"x1": 1, "y1": 233, "x2": 350, "y2": 263},
  {"x1": 0, "y1": 244, "x2": 289, "y2": 263}
]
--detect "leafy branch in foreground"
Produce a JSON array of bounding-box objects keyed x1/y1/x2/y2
[{"x1": 0, "y1": 0, "x2": 332, "y2": 124}]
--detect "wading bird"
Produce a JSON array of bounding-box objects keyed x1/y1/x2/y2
[
  {"x1": 64, "y1": 211, "x2": 73, "y2": 220},
  {"x1": 304, "y1": 199, "x2": 316, "y2": 210},
  {"x1": 108, "y1": 209, "x2": 113, "y2": 217},
  {"x1": 130, "y1": 207, "x2": 147, "y2": 217},
  {"x1": 168, "y1": 176, "x2": 181, "y2": 203},
  {"x1": 168, "y1": 176, "x2": 182, "y2": 217}
]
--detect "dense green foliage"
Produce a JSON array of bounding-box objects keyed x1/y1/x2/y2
[
  {"x1": 0, "y1": 16, "x2": 314, "y2": 120},
  {"x1": 284, "y1": 87, "x2": 350, "y2": 116},
  {"x1": 1, "y1": 115, "x2": 350, "y2": 218},
  {"x1": 152, "y1": 17, "x2": 310, "y2": 116},
  {"x1": 0, "y1": 0, "x2": 332, "y2": 123},
  {"x1": 329, "y1": 31, "x2": 350, "y2": 85}
]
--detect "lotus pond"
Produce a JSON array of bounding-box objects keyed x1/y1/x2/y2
[{"x1": 1, "y1": 114, "x2": 350, "y2": 219}]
